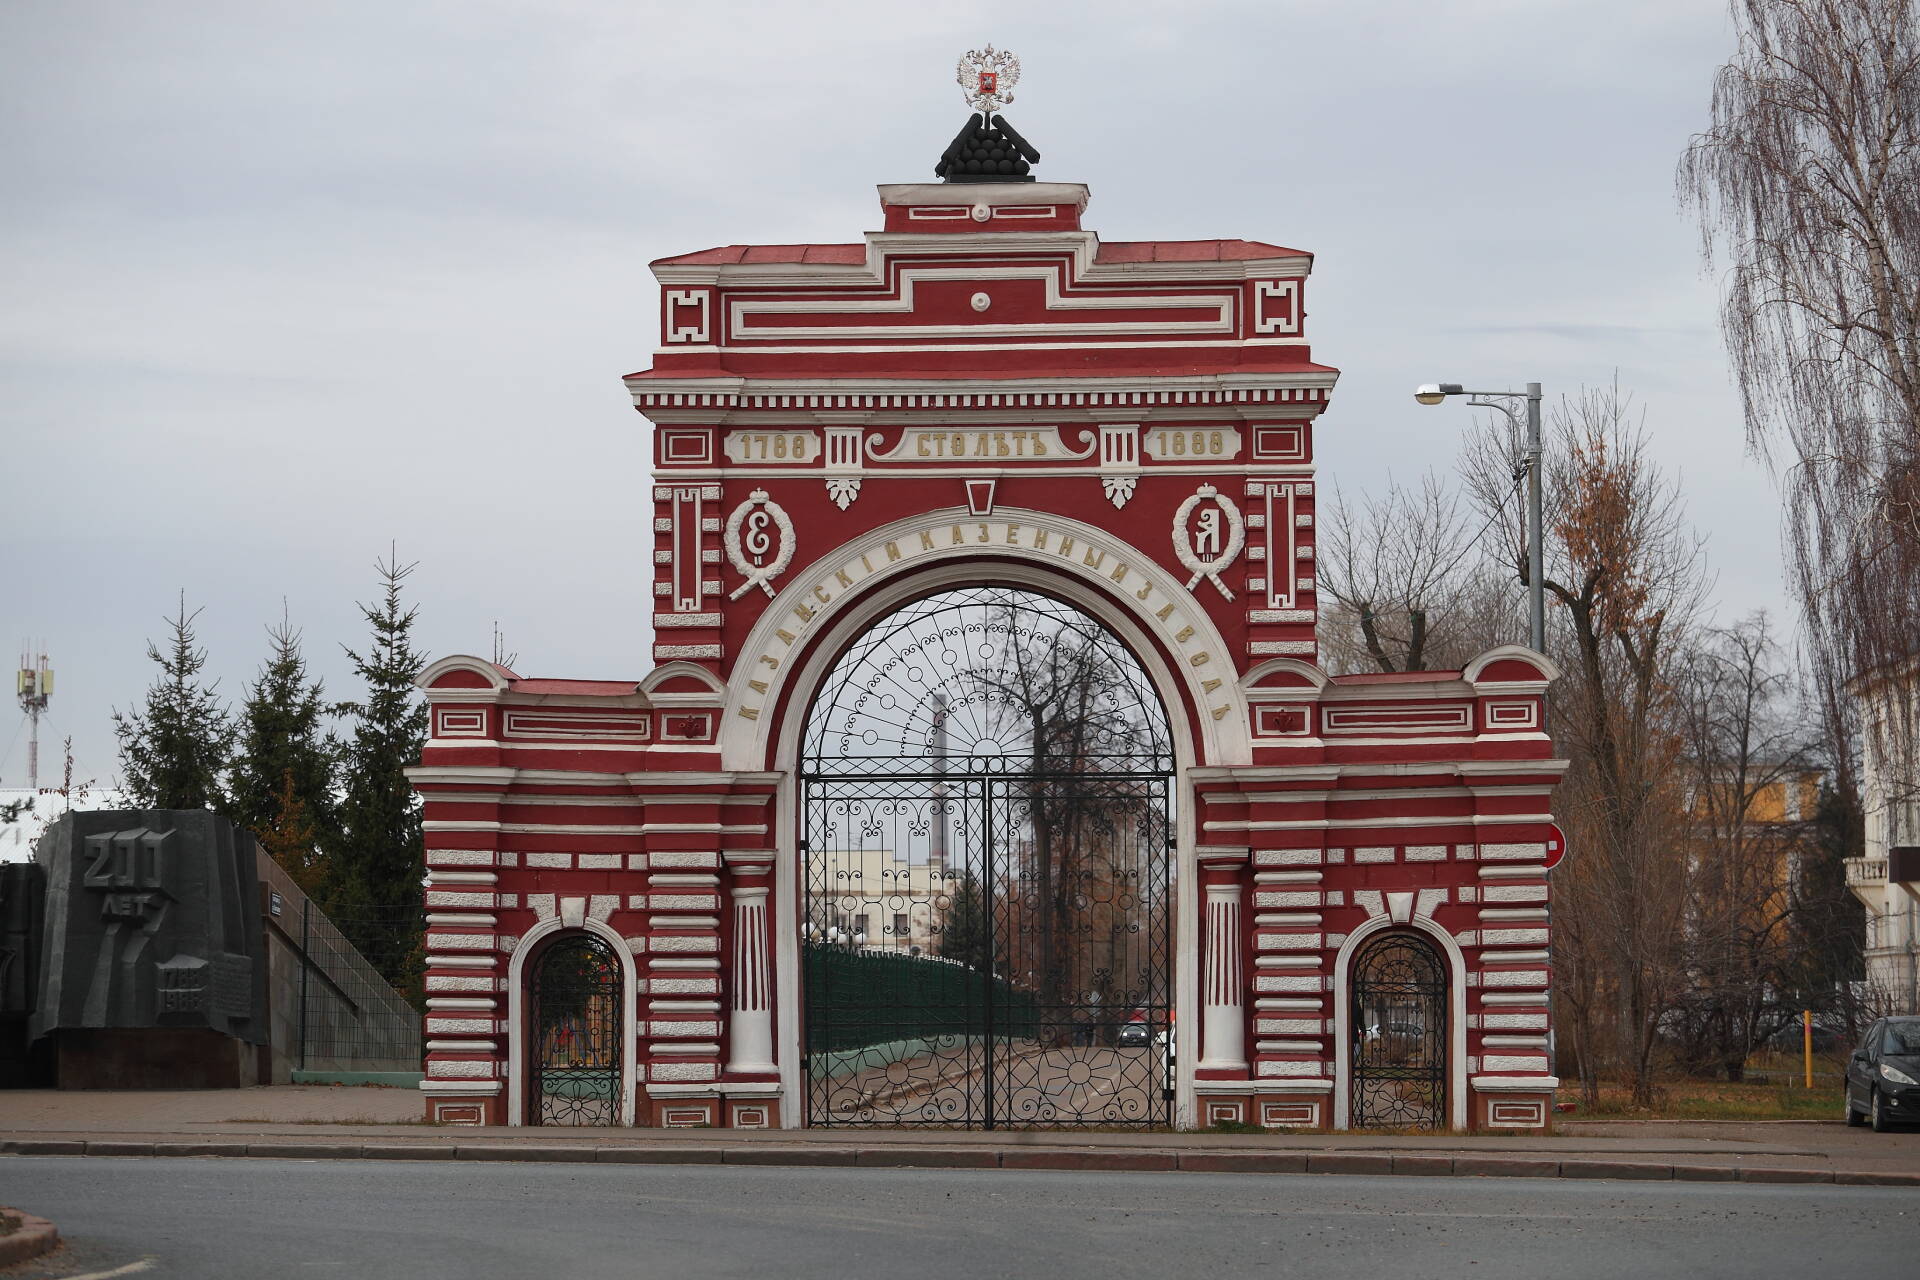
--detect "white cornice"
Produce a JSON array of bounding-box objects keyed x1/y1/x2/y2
[
  {"x1": 1457, "y1": 758, "x2": 1572, "y2": 776},
  {"x1": 1187, "y1": 759, "x2": 1568, "y2": 784},
  {"x1": 626, "y1": 370, "x2": 1340, "y2": 421},
  {"x1": 651, "y1": 463, "x2": 1318, "y2": 481},
  {"x1": 877, "y1": 181, "x2": 1091, "y2": 208},
  {"x1": 626, "y1": 371, "x2": 1336, "y2": 392},
  {"x1": 419, "y1": 688, "x2": 650, "y2": 710},
  {"x1": 405, "y1": 765, "x2": 785, "y2": 789},
  {"x1": 652, "y1": 229, "x2": 1311, "y2": 289},
  {"x1": 1320, "y1": 681, "x2": 1477, "y2": 702},
  {"x1": 640, "y1": 406, "x2": 1325, "y2": 428}
]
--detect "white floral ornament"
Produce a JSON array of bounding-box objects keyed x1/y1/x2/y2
[
  {"x1": 825, "y1": 478, "x2": 861, "y2": 510},
  {"x1": 1173, "y1": 484, "x2": 1245, "y2": 600},
  {"x1": 725, "y1": 489, "x2": 795, "y2": 600}
]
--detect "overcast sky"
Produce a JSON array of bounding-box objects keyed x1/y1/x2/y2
[{"x1": 0, "y1": 0, "x2": 1781, "y2": 789}]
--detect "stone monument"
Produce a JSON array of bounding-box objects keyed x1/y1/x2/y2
[{"x1": 29, "y1": 810, "x2": 269, "y2": 1088}]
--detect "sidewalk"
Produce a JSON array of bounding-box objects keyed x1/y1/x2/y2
[{"x1": 3, "y1": 1086, "x2": 1917, "y2": 1186}]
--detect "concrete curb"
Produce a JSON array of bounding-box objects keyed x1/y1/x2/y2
[
  {"x1": 0, "y1": 1208, "x2": 60, "y2": 1268},
  {"x1": 2, "y1": 1137, "x2": 1916, "y2": 1187}
]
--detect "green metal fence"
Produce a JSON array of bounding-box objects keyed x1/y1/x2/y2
[{"x1": 804, "y1": 944, "x2": 1037, "y2": 1054}]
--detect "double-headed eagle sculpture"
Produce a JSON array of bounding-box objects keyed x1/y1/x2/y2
[{"x1": 957, "y1": 44, "x2": 1020, "y2": 116}]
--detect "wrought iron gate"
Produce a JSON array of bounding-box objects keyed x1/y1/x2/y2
[
  {"x1": 528, "y1": 933, "x2": 622, "y2": 1126},
  {"x1": 1348, "y1": 932, "x2": 1449, "y2": 1129},
  {"x1": 799, "y1": 587, "x2": 1177, "y2": 1129}
]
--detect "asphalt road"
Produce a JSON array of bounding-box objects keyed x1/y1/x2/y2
[{"x1": 1, "y1": 1157, "x2": 1915, "y2": 1280}]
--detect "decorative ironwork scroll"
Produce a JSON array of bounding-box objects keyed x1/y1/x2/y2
[
  {"x1": 800, "y1": 588, "x2": 1176, "y2": 1129},
  {"x1": 1348, "y1": 932, "x2": 1448, "y2": 1130},
  {"x1": 529, "y1": 933, "x2": 622, "y2": 1126}
]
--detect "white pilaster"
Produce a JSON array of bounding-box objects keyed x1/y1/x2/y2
[
  {"x1": 726, "y1": 875, "x2": 776, "y2": 1074},
  {"x1": 1201, "y1": 879, "x2": 1248, "y2": 1070}
]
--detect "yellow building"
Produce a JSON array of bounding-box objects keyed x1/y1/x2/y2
[
  {"x1": 805, "y1": 848, "x2": 956, "y2": 955},
  {"x1": 1681, "y1": 763, "x2": 1825, "y2": 936},
  {"x1": 1683, "y1": 766, "x2": 1821, "y2": 826}
]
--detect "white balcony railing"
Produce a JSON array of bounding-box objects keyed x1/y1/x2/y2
[{"x1": 1846, "y1": 856, "x2": 1889, "y2": 889}]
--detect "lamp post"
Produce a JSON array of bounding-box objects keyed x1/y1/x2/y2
[{"x1": 1414, "y1": 381, "x2": 1545, "y2": 654}]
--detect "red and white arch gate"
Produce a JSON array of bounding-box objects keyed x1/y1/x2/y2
[{"x1": 410, "y1": 177, "x2": 1565, "y2": 1131}]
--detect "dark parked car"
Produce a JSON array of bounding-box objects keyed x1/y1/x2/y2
[
  {"x1": 1844, "y1": 1016, "x2": 1920, "y2": 1132},
  {"x1": 1768, "y1": 1021, "x2": 1842, "y2": 1054},
  {"x1": 1117, "y1": 1020, "x2": 1151, "y2": 1048}
]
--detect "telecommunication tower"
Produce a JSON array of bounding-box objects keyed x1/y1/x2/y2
[{"x1": 16, "y1": 647, "x2": 52, "y2": 791}]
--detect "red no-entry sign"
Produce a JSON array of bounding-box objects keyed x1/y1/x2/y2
[{"x1": 1543, "y1": 823, "x2": 1567, "y2": 872}]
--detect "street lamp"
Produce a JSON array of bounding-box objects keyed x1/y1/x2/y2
[{"x1": 1413, "y1": 381, "x2": 1546, "y2": 654}]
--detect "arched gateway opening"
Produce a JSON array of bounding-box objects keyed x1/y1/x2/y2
[
  {"x1": 1347, "y1": 932, "x2": 1450, "y2": 1130},
  {"x1": 800, "y1": 586, "x2": 1177, "y2": 1128},
  {"x1": 527, "y1": 933, "x2": 624, "y2": 1126}
]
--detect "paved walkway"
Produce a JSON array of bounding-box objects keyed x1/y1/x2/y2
[{"x1": 2, "y1": 1086, "x2": 1916, "y2": 1183}]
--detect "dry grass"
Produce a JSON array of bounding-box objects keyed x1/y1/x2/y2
[{"x1": 1569, "y1": 1076, "x2": 1843, "y2": 1121}]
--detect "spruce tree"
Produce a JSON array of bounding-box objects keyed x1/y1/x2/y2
[
  {"x1": 938, "y1": 871, "x2": 996, "y2": 973},
  {"x1": 335, "y1": 553, "x2": 430, "y2": 986},
  {"x1": 230, "y1": 612, "x2": 340, "y2": 903},
  {"x1": 113, "y1": 595, "x2": 235, "y2": 811}
]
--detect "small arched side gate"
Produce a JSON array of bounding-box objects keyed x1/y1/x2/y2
[
  {"x1": 528, "y1": 933, "x2": 623, "y2": 1126},
  {"x1": 1348, "y1": 932, "x2": 1449, "y2": 1130}
]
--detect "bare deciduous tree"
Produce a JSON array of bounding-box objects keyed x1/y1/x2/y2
[
  {"x1": 1465, "y1": 385, "x2": 1710, "y2": 1106},
  {"x1": 1319, "y1": 472, "x2": 1525, "y2": 673},
  {"x1": 1672, "y1": 613, "x2": 1818, "y2": 1081},
  {"x1": 973, "y1": 604, "x2": 1170, "y2": 1037},
  {"x1": 1680, "y1": 0, "x2": 1920, "y2": 793}
]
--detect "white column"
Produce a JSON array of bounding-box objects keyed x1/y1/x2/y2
[
  {"x1": 727, "y1": 880, "x2": 775, "y2": 1073},
  {"x1": 1201, "y1": 879, "x2": 1247, "y2": 1070}
]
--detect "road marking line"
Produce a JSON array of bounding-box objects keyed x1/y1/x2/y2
[{"x1": 61, "y1": 1259, "x2": 156, "y2": 1279}]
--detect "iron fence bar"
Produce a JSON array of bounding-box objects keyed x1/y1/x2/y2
[
  {"x1": 982, "y1": 775, "x2": 996, "y2": 1132},
  {"x1": 298, "y1": 897, "x2": 309, "y2": 1072}
]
